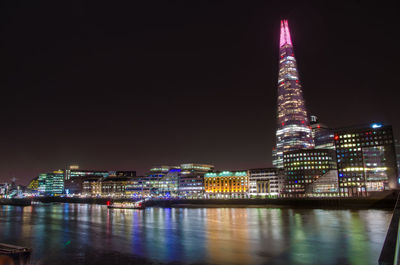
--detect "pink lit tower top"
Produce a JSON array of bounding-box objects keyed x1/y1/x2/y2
[{"x1": 272, "y1": 20, "x2": 314, "y2": 168}]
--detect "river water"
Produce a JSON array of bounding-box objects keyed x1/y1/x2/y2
[{"x1": 0, "y1": 204, "x2": 392, "y2": 265}]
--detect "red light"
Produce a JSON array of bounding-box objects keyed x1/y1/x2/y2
[
  {"x1": 281, "y1": 122, "x2": 285, "y2": 126},
  {"x1": 301, "y1": 120, "x2": 304, "y2": 124},
  {"x1": 106, "y1": 201, "x2": 110, "y2": 206},
  {"x1": 334, "y1": 135, "x2": 339, "y2": 140},
  {"x1": 317, "y1": 125, "x2": 320, "y2": 128}
]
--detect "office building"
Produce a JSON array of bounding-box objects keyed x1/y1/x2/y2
[
  {"x1": 101, "y1": 176, "x2": 133, "y2": 197},
  {"x1": 125, "y1": 177, "x2": 150, "y2": 197},
  {"x1": 27, "y1": 177, "x2": 39, "y2": 191},
  {"x1": 248, "y1": 168, "x2": 284, "y2": 197},
  {"x1": 310, "y1": 115, "x2": 335, "y2": 150},
  {"x1": 204, "y1": 171, "x2": 249, "y2": 198},
  {"x1": 283, "y1": 149, "x2": 337, "y2": 197},
  {"x1": 179, "y1": 163, "x2": 214, "y2": 197},
  {"x1": 158, "y1": 167, "x2": 181, "y2": 196},
  {"x1": 38, "y1": 170, "x2": 65, "y2": 196},
  {"x1": 64, "y1": 169, "x2": 109, "y2": 195},
  {"x1": 82, "y1": 177, "x2": 102, "y2": 196},
  {"x1": 145, "y1": 166, "x2": 171, "y2": 195},
  {"x1": 334, "y1": 124, "x2": 398, "y2": 197},
  {"x1": 309, "y1": 170, "x2": 339, "y2": 196}
]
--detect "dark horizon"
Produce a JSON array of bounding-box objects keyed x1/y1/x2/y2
[{"x1": 1, "y1": 1, "x2": 399, "y2": 185}]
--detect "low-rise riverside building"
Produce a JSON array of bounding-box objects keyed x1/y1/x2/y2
[
  {"x1": 82, "y1": 177, "x2": 102, "y2": 196},
  {"x1": 248, "y1": 168, "x2": 284, "y2": 197},
  {"x1": 179, "y1": 163, "x2": 214, "y2": 197},
  {"x1": 125, "y1": 177, "x2": 150, "y2": 197},
  {"x1": 158, "y1": 167, "x2": 180, "y2": 196},
  {"x1": 64, "y1": 169, "x2": 109, "y2": 195},
  {"x1": 204, "y1": 171, "x2": 249, "y2": 198},
  {"x1": 27, "y1": 177, "x2": 39, "y2": 192},
  {"x1": 145, "y1": 166, "x2": 171, "y2": 196},
  {"x1": 101, "y1": 176, "x2": 133, "y2": 197},
  {"x1": 38, "y1": 170, "x2": 65, "y2": 196}
]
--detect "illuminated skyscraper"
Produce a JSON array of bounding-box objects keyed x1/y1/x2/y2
[{"x1": 273, "y1": 20, "x2": 314, "y2": 168}]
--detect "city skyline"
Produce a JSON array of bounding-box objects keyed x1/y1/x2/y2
[{"x1": 1, "y1": 2, "x2": 400, "y2": 184}]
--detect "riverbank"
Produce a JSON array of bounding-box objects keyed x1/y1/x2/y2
[
  {"x1": 1, "y1": 193, "x2": 398, "y2": 209},
  {"x1": 145, "y1": 196, "x2": 397, "y2": 209}
]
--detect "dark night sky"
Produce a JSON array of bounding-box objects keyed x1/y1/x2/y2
[{"x1": 1, "y1": 1, "x2": 399, "y2": 184}]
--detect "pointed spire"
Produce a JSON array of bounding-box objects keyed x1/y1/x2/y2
[
  {"x1": 279, "y1": 20, "x2": 285, "y2": 47},
  {"x1": 284, "y1": 20, "x2": 292, "y2": 46},
  {"x1": 279, "y1": 19, "x2": 292, "y2": 47}
]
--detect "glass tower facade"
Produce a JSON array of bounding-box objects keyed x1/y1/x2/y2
[{"x1": 273, "y1": 20, "x2": 314, "y2": 168}]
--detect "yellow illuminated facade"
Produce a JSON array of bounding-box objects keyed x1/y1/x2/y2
[{"x1": 204, "y1": 171, "x2": 249, "y2": 198}]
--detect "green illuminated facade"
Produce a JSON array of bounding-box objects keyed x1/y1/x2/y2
[{"x1": 38, "y1": 170, "x2": 65, "y2": 196}]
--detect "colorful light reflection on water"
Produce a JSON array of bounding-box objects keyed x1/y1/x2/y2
[{"x1": 0, "y1": 204, "x2": 391, "y2": 265}]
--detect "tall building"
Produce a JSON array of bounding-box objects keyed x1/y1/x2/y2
[
  {"x1": 273, "y1": 20, "x2": 314, "y2": 168},
  {"x1": 334, "y1": 124, "x2": 398, "y2": 197}
]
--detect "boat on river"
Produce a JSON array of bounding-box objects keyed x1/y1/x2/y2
[{"x1": 107, "y1": 200, "x2": 145, "y2": 210}]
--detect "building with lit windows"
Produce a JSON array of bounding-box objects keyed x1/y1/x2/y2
[
  {"x1": 334, "y1": 124, "x2": 398, "y2": 197},
  {"x1": 64, "y1": 169, "x2": 109, "y2": 195},
  {"x1": 273, "y1": 20, "x2": 314, "y2": 168},
  {"x1": 158, "y1": 167, "x2": 181, "y2": 196},
  {"x1": 144, "y1": 165, "x2": 172, "y2": 196},
  {"x1": 38, "y1": 170, "x2": 65, "y2": 196},
  {"x1": 179, "y1": 163, "x2": 214, "y2": 197},
  {"x1": 309, "y1": 170, "x2": 339, "y2": 196},
  {"x1": 82, "y1": 177, "x2": 102, "y2": 196},
  {"x1": 125, "y1": 177, "x2": 150, "y2": 197},
  {"x1": 395, "y1": 140, "x2": 400, "y2": 184},
  {"x1": 283, "y1": 149, "x2": 337, "y2": 197},
  {"x1": 248, "y1": 168, "x2": 284, "y2": 197},
  {"x1": 204, "y1": 171, "x2": 249, "y2": 198},
  {"x1": 101, "y1": 176, "x2": 133, "y2": 197},
  {"x1": 310, "y1": 115, "x2": 335, "y2": 150},
  {"x1": 0, "y1": 183, "x2": 10, "y2": 197},
  {"x1": 27, "y1": 177, "x2": 39, "y2": 191}
]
